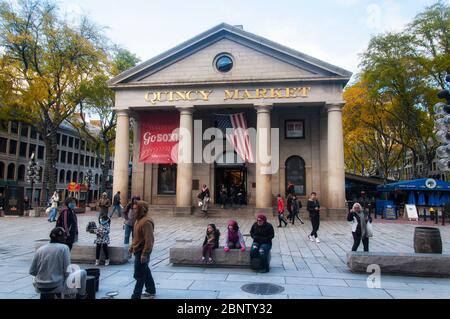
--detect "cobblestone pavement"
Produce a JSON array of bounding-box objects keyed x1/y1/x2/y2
[{"x1": 0, "y1": 212, "x2": 449, "y2": 299}]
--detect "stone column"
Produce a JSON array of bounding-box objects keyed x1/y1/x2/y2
[
  {"x1": 113, "y1": 110, "x2": 130, "y2": 203},
  {"x1": 327, "y1": 104, "x2": 346, "y2": 213},
  {"x1": 175, "y1": 107, "x2": 193, "y2": 214},
  {"x1": 131, "y1": 115, "x2": 145, "y2": 200},
  {"x1": 255, "y1": 104, "x2": 273, "y2": 211}
]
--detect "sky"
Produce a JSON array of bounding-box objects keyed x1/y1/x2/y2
[{"x1": 53, "y1": 0, "x2": 442, "y2": 76}]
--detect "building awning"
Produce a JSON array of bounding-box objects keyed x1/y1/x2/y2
[{"x1": 377, "y1": 178, "x2": 450, "y2": 192}]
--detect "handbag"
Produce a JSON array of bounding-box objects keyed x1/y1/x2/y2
[{"x1": 366, "y1": 221, "x2": 373, "y2": 238}]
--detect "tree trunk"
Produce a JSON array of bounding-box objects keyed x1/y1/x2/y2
[
  {"x1": 40, "y1": 131, "x2": 58, "y2": 206},
  {"x1": 101, "y1": 140, "x2": 111, "y2": 195}
]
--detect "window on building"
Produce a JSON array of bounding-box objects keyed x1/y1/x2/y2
[
  {"x1": 59, "y1": 170, "x2": 65, "y2": 184},
  {"x1": 19, "y1": 142, "x2": 27, "y2": 157},
  {"x1": 10, "y1": 122, "x2": 19, "y2": 134},
  {"x1": 67, "y1": 152, "x2": 73, "y2": 165},
  {"x1": 96, "y1": 159, "x2": 100, "y2": 168},
  {"x1": 57, "y1": 133, "x2": 61, "y2": 145},
  {"x1": 60, "y1": 151, "x2": 66, "y2": 163},
  {"x1": 158, "y1": 164, "x2": 177, "y2": 195},
  {"x1": 79, "y1": 172, "x2": 84, "y2": 183},
  {"x1": 285, "y1": 156, "x2": 306, "y2": 196},
  {"x1": 38, "y1": 146, "x2": 44, "y2": 160},
  {"x1": 74, "y1": 153, "x2": 78, "y2": 165},
  {"x1": 56, "y1": 150, "x2": 60, "y2": 163},
  {"x1": 74, "y1": 138, "x2": 79, "y2": 150},
  {"x1": 68, "y1": 137, "x2": 74, "y2": 148},
  {"x1": 72, "y1": 171, "x2": 77, "y2": 183},
  {"x1": 85, "y1": 156, "x2": 90, "y2": 167},
  {"x1": 81, "y1": 140, "x2": 85, "y2": 151},
  {"x1": 7, "y1": 163, "x2": 15, "y2": 180},
  {"x1": 95, "y1": 174, "x2": 99, "y2": 184},
  {"x1": 0, "y1": 121, "x2": 8, "y2": 132},
  {"x1": 66, "y1": 170, "x2": 71, "y2": 183},
  {"x1": 30, "y1": 127, "x2": 38, "y2": 139},
  {"x1": 18, "y1": 165, "x2": 25, "y2": 181},
  {"x1": 21, "y1": 124, "x2": 29, "y2": 138},
  {"x1": 5, "y1": 139, "x2": 13, "y2": 155},
  {"x1": 90, "y1": 157, "x2": 94, "y2": 167},
  {"x1": 0, "y1": 162, "x2": 4, "y2": 179},
  {"x1": 61, "y1": 135, "x2": 67, "y2": 146},
  {"x1": 28, "y1": 144, "x2": 36, "y2": 158},
  {"x1": 0, "y1": 137, "x2": 7, "y2": 153},
  {"x1": 80, "y1": 155, "x2": 84, "y2": 166}
]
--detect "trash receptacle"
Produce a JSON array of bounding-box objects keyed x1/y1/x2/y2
[
  {"x1": 85, "y1": 268, "x2": 100, "y2": 292},
  {"x1": 414, "y1": 227, "x2": 442, "y2": 254},
  {"x1": 86, "y1": 276, "x2": 96, "y2": 299}
]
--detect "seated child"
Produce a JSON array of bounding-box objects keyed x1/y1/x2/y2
[
  {"x1": 223, "y1": 220, "x2": 246, "y2": 252},
  {"x1": 202, "y1": 224, "x2": 220, "y2": 264}
]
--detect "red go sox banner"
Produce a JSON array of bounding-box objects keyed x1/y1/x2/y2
[{"x1": 139, "y1": 112, "x2": 180, "y2": 164}]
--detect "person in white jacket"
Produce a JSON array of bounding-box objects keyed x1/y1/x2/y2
[
  {"x1": 223, "y1": 220, "x2": 246, "y2": 252},
  {"x1": 47, "y1": 191, "x2": 59, "y2": 222}
]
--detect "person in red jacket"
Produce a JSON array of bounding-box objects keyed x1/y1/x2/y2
[{"x1": 277, "y1": 194, "x2": 288, "y2": 227}]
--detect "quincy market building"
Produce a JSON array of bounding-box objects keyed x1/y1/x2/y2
[{"x1": 108, "y1": 23, "x2": 352, "y2": 218}]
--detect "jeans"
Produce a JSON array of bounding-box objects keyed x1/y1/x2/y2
[
  {"x1": 96, "y1": 244, "x2": 109, "y2": 260},
  {"x1": 278, "y1": 214, "x2": 287, "y2": 226},
  {"x1": 310, "y1": 213, "x2": 320, "y2": 238},
  {"x1": 352, "y1": 232, "x2": 369, "y2": 252},
  {"x1": 227, "y1": 242, "x2": 242, "y2": 249},
  {"x1": 132, "y1": 251, "x2": 155, "y2": 299},
  {"x1": 48, "y1": 208, "x2": 57, "y2": 221},
  {"x1": 124, "y1": 224, "x2": 133, "y2": 245},
  {"x1": 110, "y1": 205, "x2": 122, "y2": 218},
  {"x1": 250, "y1": 242, "x2": 272, "y2": 271},
  {"x1": 202, "y1": 243, "x2": 215, "y2": 259}
]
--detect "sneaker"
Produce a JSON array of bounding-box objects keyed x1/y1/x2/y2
[
  {"x1": 105, "y1": 259, "x2": 110, "y2": 266},
  {"x1": 308, "y1": 235, "x2": 314, "y2": 242},
  {"x1": 201, "y1": 256, "x2": 206, "y2": 263},
  {"x1": 95, "y1": 260, "x2": 100, "y2": 266},
  {"x1": 142, "y1": 292, "x2": 156, "y2": 299},
  {"x1": 315, "y1": 237, "x2": 321, "y2": 243},
  {"x1": 208, "y1": 258, "x2": 214, "y2": 264}
]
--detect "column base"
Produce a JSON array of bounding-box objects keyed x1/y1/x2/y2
[
  {"x1": 254, "y1": 207, "x2": 274, "y2": 217},
  {"x1": 323, "y1": 208, "x2": 348, "y2": 220},
  {"x1": 173, "y1": 207, "x2": 193, "y2": 217}
]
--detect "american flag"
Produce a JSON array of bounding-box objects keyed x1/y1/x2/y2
[{"x1": 214, "y1": 113, "x2": 255, "y2": 163}]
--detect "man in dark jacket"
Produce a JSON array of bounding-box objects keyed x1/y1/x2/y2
[
  {"x1": 250, "y1": 214, "x2": 274, "y2": 273},
  {"x1": 307, "y1": 192, "x2": 321, "y2": 243},
  {"x1": 110, "y1": 191, "x2": 122, "y2": 218}
]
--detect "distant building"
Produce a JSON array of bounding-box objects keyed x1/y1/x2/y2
[{"x1": 0, "y1": 119, "x2": 115, "y2": 206}]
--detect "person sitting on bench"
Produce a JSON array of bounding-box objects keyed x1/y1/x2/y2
[
  {"x1": 250, "y1": 214, "x2": 274, "y2": 273},
  {"x1": 30, "y1": 227, "x2": 87, "y2": 299},
  {"x1": 223, "y1": 220, "x2": 246, "y2": 252}
]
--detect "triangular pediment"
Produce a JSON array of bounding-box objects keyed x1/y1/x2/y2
[{"x1": 109, "y1": 23, "x2": 352, "y2": 87}]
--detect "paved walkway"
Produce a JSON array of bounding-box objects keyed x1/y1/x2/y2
[{"x1": 0, "y1": 212, "x2": 449, "y2": 299}]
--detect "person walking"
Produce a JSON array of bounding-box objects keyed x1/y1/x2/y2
[
  {"x1": 202, "y1": 224, "x2": 220, "y2": 264},
  {"x1": 56, "y1": 197, "x2": 79, "y2": 251},
  {"x1": 277, "y1": 194, "x2": 288, "y2": 227},
  {"x1": 0, "y1": 192, "x2": 4, "y2": 216},
  {"x1": 199, "y1": 185, "x2": 210, "y2": 218},
  {"x1": 98, "y1": 192, "x2": 111, "y2": 218},
  {"x1": 110, "y1": 191, "x2": 122, "y2": 218},
  {"x1": 95, "y1": 215, "x2": 111, "y2": 266},
  {"x1": 130, "y1": 201, "x2": 156, "y2": 299},
  {"x1": 223, "y1": 220, "x2": 246, "y2": 252},
  {"x1": 286, "y1": 193, "x2": 293, "y2": 221},
  {"x1": 348, "y1": 202, "x2": 373, "y2": 252},
  {"x1": 291, "y1": 195, "x2": 304, "y2": 225},
  {"x1": 30, "y1": 227, "x2": 87, "y2": 299},
  {"x1": 48, "y1": 191, "x2": 59, "y2": 222},
  {"x1": 123, "y1": 196, "x2": 140, "y2": 245},
  {"x1": 250, "y1": 214, "x2": 274, "y2": 273},
  {"x1": 219, "y1": 184, "x2": 228, "y2": 209},
  {"x1": 307, "y1": 192, "x2": 321, "y2": 243}
]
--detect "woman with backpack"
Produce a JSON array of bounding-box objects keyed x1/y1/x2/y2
[{"x1": 56, "y1": 197, "x2": 79, "y2": 251}]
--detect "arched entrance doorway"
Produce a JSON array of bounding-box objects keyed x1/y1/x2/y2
[
  {"x1": 285, "y1": 156, "x2": 306, "y2": 196},
  {"x1": 214, "y1": 151, "x2": 247, "y2": 205}
]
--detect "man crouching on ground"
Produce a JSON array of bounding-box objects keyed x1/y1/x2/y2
[{"x1": 129, "y1": 201, "x2": 156, "y2": 299}]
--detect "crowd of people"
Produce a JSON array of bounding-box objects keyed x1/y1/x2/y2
[{"x1": 28, "y1": 187, "x2": 374, "y2": 299}]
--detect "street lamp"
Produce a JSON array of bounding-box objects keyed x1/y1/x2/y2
[
  {"x1": 26, "y1": 153, "x2": 40, "y2": 209},
  {"x1": 84, "y1": 168, "x2": 93, "y2": 203}
]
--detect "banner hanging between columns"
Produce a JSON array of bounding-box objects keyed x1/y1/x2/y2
[{"x1": 139, "y1": 112, "x2": 180, "y2": 164}]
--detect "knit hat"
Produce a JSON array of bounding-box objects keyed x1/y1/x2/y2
[{"x1": 256, "y1": 214, "x2": 267, "y2": 222}]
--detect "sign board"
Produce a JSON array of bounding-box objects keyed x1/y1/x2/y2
[
  {"x1": 67, "y1": 182, "x2": 80, "y2": 192},
  {"x1": 384, "y1": 205, "x2": 397, "y2": 220},
  {"x1": 405, "y1": 204, "x2": 419, "y2": 221}
]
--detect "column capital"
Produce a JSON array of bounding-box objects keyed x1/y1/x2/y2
[
  {"x1": 255, "y1": 103, "x2": 273, "y2": 113},
  {"x1": 176, "y1": 106, "x2": 194, "y2": 116},
  {"x1": 325, "y1": 103, "x2": 344, "y2": 113},
  {"x1": 115, "y1": 109, "x2": 130, "y2": 117}
]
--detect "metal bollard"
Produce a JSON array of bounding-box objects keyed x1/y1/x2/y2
[{"x1": 423, "y1": 208, "x2": 427, "y2": 222}]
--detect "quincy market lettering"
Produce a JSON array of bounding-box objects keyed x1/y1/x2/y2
[{"x1": 144, "y1": 87, "x2": 311, "y2": 105}]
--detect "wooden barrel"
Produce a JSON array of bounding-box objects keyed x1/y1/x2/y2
[{"x1": 414, "y1": 227, "x2": 442, "y2": 254}]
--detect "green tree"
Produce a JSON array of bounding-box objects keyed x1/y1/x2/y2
[{"x1": 0, "y1": 0, "x2": 107, "y2": 205}]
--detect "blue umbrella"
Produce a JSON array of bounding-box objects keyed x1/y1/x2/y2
[
  {"x1": 427, "y1": 193, "x2": 434, "y2": 206},
  {"x1": 407, "y1": 192, "x2": 416, "y2": 205},
  {"x1": 418, "y1": 192, "x2": 426, "y2": 205},
  {"x1": 441, "y1": 193, "x2": 450, "y2": 206}
]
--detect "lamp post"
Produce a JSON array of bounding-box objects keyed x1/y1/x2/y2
[
  {"x1": 26, "y1": 153, "x2": 40, "y2": 209},
  {"x1": 84, "y1": 169, "x2": 93, "y2": 204}
]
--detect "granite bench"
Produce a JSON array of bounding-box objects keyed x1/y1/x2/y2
[
  {"x1": 170, "y1": 246, "x2": 255, "y2": 268},
  {"x1": 347, "y1": 251, "x2": 450, "y2": 277},
  {"x1": 35, "y1": 241, "x2": 131, "y2": 265}
]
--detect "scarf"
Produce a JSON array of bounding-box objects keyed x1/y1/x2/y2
[{"x1": 358, "y1": 211, "x2": 367, "y2": 238}]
